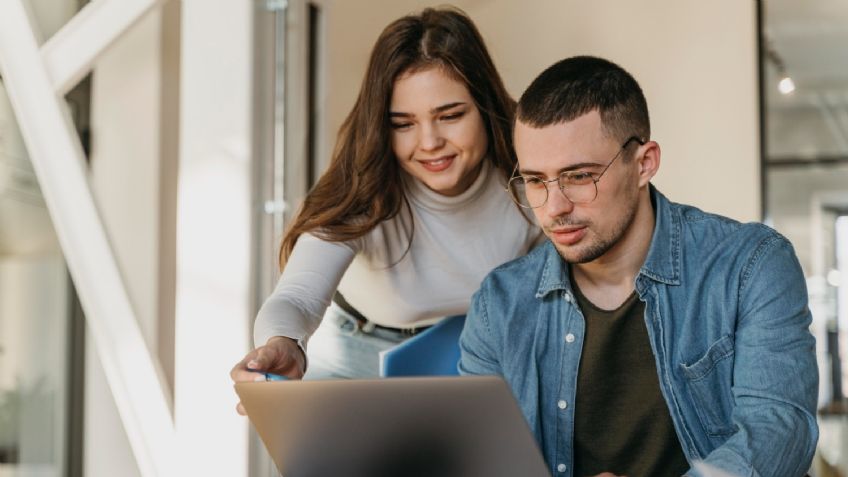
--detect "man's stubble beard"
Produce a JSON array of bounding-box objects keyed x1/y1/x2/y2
[{"x1": 549, "y1": 194, "x2": 640, "y2": 264}]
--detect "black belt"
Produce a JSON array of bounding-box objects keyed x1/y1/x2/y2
[{"x1": 332, "y1": 292, "x2": 431, "y2": 337}]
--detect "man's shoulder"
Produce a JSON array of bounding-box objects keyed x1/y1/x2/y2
[
  {"x1": 480, "y1": 240, "x2": 550, "y2": 293},
  {"x1": 670, "y1": 200, "x2": 785, "y2": 251},
  {"x1": 661, "y1": 200, "x2": 800, "y2": 285}
]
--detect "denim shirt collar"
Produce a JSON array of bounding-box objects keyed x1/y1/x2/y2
[
  {"x1": 535, "y1": 240, "x2": 571, "y2": 298},
  {"x1": 535, "y1": 185, "x2": 681, "y2": 299},
  {"x1": 639, "y1": 186, "x2": 681, "y2": 286}
]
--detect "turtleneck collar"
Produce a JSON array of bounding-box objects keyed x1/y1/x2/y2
[{"x1": 403, "y1": 159, "x2": 494, "y2": 212}]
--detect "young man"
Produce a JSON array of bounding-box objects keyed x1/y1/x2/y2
[{"x1": 459, "y1": 56, "x2": 818, "y2": 477}]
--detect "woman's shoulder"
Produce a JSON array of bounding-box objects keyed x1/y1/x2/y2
[{"x1": 298, "y1": 231, "x2": 361, "y2": 254}]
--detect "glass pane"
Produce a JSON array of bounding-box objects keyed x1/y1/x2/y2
[
  {"x1": 765, "y1": 0, "x2": 848, "y2": 161},
  {"x1": 0, "y1": 79, "x2": 75, "y2": 476},
  {"x1": 763, "y1": 0, "x2": 848, "y2": 474}
]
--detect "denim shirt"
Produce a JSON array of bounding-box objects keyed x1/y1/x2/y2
[{"x1": 459, "y1": 187, "x2": 818, "y2": 477}]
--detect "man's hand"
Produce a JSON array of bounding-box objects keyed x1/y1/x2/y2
[{"x1": 230, "y1": 336, "x2": 306, "y2": 415}]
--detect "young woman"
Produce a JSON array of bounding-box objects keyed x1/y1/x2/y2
[{"x1": 231, "y1": 7, "x2": 540, "y2": 397}]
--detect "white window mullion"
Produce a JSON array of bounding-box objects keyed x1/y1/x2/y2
[{"x1": 41, "y1": 0, "x2": 168, "y2": 96}]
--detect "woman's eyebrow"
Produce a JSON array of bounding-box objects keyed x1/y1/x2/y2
[
  {"x1": 430, "y1": 101, "x2": 466, "y2": 114},
  {"x1": 389, "y1": 101, "x2": 467, "y2": 118}
]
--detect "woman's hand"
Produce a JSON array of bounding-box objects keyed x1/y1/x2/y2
[{"x1": 230, "y1": 336, "x2": 307, "y2": 415}]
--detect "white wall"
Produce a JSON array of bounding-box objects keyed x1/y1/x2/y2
[
  {"x1": 174, "y1": 0, "x2": 253, "y2": 475},
  {"x1": 316, "y1": 0, "x2": 760, "y2": 222},
  {"x1": 85, "y1": 7, "x2": 169, "y2": 477},
  {"x1": 90, "y1": 8, "x2": 163, "y2": 358}
]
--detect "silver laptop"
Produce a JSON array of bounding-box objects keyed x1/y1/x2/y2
[{"x1": 235, "y1": 376, "x2": 551, "y2": 477}]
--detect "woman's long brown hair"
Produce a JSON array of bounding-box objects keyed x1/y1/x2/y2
[{"x1": 279, "y1": 7, "x2": 517, "y2": 269}]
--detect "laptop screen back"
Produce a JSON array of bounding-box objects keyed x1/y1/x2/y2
[{"x1": 235, "y1": 376, "x2": 551, "y2": 477}]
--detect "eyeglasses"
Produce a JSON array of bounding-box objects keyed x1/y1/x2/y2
[{"x1": 506, "y1": 136, "x2": 645, "y2": 209}]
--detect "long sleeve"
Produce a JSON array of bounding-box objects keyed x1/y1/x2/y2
[
  {"x1": 690, "y1": 235, "x2": 818, "y2": 477},
  {"x1": 253, "y1": 233, "x2": 357, "y2": 348},
  {"x1": 458, "y1": 285, "x2": 502, "y2": 377}
]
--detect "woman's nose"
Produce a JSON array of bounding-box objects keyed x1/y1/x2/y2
[{"x1": 418, "y1": 123, "x2": 445, "y2": 152}]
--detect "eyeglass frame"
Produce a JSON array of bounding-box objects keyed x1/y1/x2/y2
[{"x1": 506, "y1": 135, "x2": 646, "y2": 208}]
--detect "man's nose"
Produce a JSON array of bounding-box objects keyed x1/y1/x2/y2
[{"x1": 543, "y1": 182, "x2": 575, "y2": 218}]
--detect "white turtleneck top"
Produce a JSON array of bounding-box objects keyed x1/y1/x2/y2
[{"x1": 253, "y1": 162, "x2": 542, "y2": 348}]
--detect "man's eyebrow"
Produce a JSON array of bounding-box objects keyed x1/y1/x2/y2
[
  {"x1": 389, "y1": 101, "x2": 467, "y2": 118},
  {"x1": 519, "y1": 162, "x2": 604, "y2": 176}
]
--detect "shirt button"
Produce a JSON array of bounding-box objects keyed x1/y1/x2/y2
[
  {"x1": 557, "y1": 463, "x2": 567, "y2": 473},
  {"x1": 564, "y1": 293, "x2": 572, "y2": 302},
  {"x1": 565, "y1": 333, "x2": 575, "y2": 343},
  {"x1": 558, "y1": 400, "x2": 567, "y2": 410}
]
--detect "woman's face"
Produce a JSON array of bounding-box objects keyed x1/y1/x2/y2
[{"x1": 389, "y1": 67, "x2": 489, "y2": 196}]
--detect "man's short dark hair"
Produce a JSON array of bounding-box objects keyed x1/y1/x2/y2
[{"x1": 516, "y1": 56, "x2": 650, "y2": 144}]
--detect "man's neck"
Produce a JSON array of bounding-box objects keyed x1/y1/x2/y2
[{"x1": 571, "y1": 191, "x2": 655, "y2": 310}]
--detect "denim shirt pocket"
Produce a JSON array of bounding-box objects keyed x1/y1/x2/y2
[{"x1": 679, "y1": 334, "x2": 738, "y2": 437}]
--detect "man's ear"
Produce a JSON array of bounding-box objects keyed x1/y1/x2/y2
[{"x1": 637, "y1": 141, "x2": 660, "y2": 187}]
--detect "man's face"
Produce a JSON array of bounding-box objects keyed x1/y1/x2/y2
[{"x1": 513, "y1": 110, "x2": 641, "y2": 264}]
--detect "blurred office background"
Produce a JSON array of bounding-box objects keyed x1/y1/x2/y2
[
  {"x1": 0, "y1": 0, "x2": 844, "y2": 476},
  {"x1": 762, "y1": 1, "x2": 848, "y2": 475}
]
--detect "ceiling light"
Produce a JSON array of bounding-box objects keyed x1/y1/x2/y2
[
  {"x1": 827, "y1": 269, "x2": 841, "y2": 287},
  {"x1": 778, "y1": 76, "x2": 796, "y2": 95},
  {"x1": 764, "y1": 37, "x2": 797, "y2": 96}
]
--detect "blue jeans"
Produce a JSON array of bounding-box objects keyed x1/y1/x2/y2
[{"x1": 302, "y1": 302, "x2": 407, "y2": 379}]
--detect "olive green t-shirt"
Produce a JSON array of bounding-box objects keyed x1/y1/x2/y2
[{"x1": 571, "y1": 280, "x2": 689, "y2": 477}]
